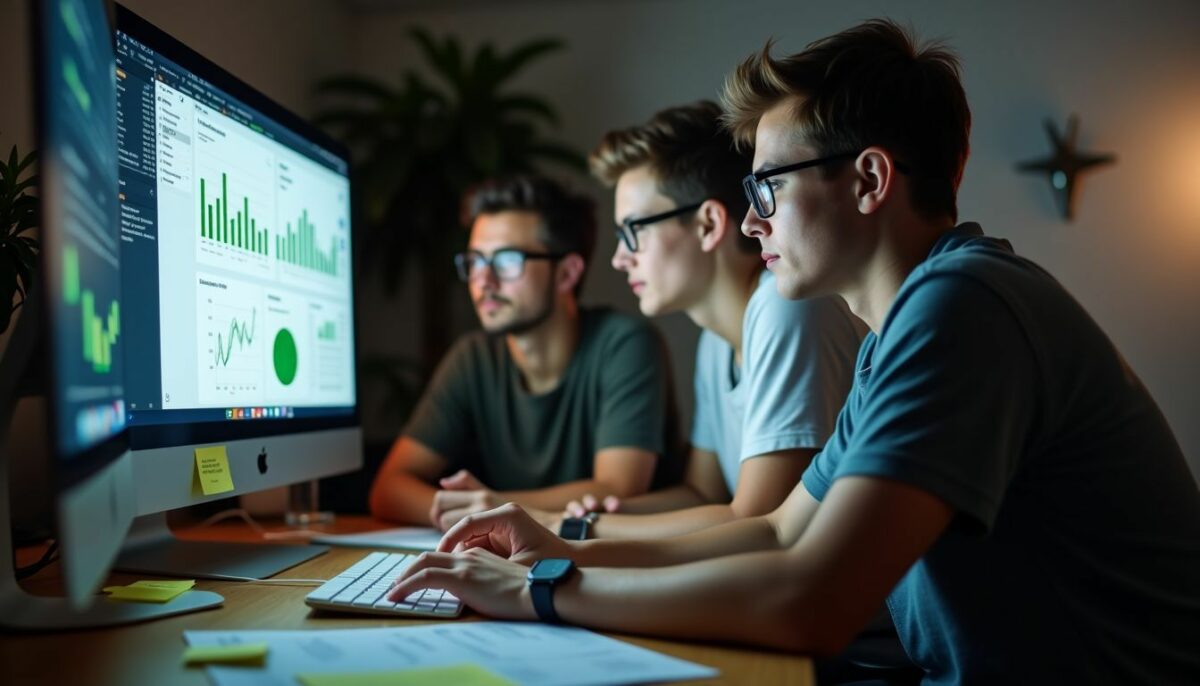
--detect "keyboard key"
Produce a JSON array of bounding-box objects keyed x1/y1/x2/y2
[{"x1": 307, "y1": 552, "x2": 465, "y2": 618}]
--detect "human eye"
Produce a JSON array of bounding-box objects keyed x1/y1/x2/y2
[{"x1": 494, "y1": 249, "x2": 524, "y2": 270}]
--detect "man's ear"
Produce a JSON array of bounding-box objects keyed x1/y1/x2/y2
[
  {"x1": 556, "y1": 253, "x2": 587, "y2": 294},
  {"x1": 695, "y1": 199, "x2": 731, "y2": 253},
  {"x1": 855, "y1": 147, "x2": 897, "y2": 216}
]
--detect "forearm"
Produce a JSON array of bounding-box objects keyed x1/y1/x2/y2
[
  {"x1": 601, "y1": 484, "x2": 709, "y2": 514},
  {"x1": 572, "y1": 511, "x2": 782, "y2": 568},
  {"x1": 501, "y1": 478, "x2": 642, "y2": 511},
  {"x1": 369, "y1": 471, "x2": 437, "y2": 525},
  {"x1": 592, "y1": 504, "x2": 738, "y2": 540},
  {"x1": 555, "y1": 548, "x2": 832, "y2": 654}
]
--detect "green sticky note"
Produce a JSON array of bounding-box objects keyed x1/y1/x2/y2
[
  {"x1": 296, "y1": 664, "x2": 515, "y2": 686},
  {"x1": 194, "y1": 446, "x2": 235, "y2": 495},
  {"x1": 103, "y1": 579, "x2": 196, "y2": 603},
  {"x1": 182, "y1": 642, "x2": 269, "y2": 666}
]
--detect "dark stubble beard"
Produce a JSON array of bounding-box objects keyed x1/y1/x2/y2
[{"x1": 484, "y1": 278, "x2": 557, "y2": 336}]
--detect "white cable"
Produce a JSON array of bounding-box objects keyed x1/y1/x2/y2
[
  {"x1": 192, "y1": 508, "x2": 329, "y2": 584},
  {"x1": 199, "y1": 573, "x2": 326, "y2": 585}
]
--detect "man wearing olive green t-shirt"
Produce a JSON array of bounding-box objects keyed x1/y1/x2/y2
[{"x1": 369, "y1": 175, "x2": 681, "y2": 531}]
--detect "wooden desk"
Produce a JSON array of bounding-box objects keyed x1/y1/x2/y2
[{"x1": 3, "y1": 516, "x2": 813, "y2": 685}]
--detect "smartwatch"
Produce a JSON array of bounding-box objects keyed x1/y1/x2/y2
[
  {"x1": 527, "y1": 558, "x2": 576, "y2": 624},
  {"x1": 558, "y1": 512, "x2": 597, "y2": 540}
]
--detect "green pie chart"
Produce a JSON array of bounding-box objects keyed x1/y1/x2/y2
[{"x1": 273, "y1": 328, "x2": 298, "y2": 385}]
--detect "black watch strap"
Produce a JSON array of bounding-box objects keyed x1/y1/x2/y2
[
  {"x1": 528, "y1": 559, "x2": 575, "y2": 624},
  {"x1": 529, "y1": 577, "x2": 562, "y2": 623},
  {"x1": 558, "y1": 517, "x2": 590, "y2": 540}
]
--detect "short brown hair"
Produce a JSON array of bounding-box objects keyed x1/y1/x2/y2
[
  {"x1": 463, "y1": 175, "x2": 597, "y2": 295},
  {"x1": 721, "y1": 19, "x2": 970, "y2": 222},
  {"x1": 590, "y1": 101, "x2": 758, "y2": 253}
]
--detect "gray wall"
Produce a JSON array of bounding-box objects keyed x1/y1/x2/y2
[
  {"x1": 3, "y1": 0, "x2": 1197, "y2": 479},
  {"x1": 345, "y1": 0, "x2": 1200, "y2": 478}
]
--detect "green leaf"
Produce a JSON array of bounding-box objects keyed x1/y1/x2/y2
[
  {"x1": 494, "y1": 38, "x2": 565, "y2": 85},
  {"x1": 496, "y1": 95, "x2": 560, "y2": 127}
]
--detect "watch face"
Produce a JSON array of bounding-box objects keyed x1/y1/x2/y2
[
  {"x1": 529, "y1": 558, "x2": 574, "y2": 582},
  {"x1": 559, "y1": 518, "x2": 586, "y2": 539}
]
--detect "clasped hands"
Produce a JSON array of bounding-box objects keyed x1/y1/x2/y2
[{"x1": 428, "y1": 469, "x2": 502, "y2": 531}]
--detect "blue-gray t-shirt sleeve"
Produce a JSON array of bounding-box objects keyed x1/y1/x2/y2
[
  {"x1": 809, "y1": 275, "x2": 1036, "y2": 530},
  {"x1": 740, "y1": 294, "x2": 856, "y2": 460}
]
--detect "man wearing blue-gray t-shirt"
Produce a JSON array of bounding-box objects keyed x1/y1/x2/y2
[
  {"x1": 532, "y1": 102, "x2": 863, "y2": 541},
  {"x1": 389, "y1": 21, "x2": 1200, "y2": 684}
]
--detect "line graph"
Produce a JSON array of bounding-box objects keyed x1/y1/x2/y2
[{"x1": 197, "y1": 275, "x2": 264, "y2": 403}]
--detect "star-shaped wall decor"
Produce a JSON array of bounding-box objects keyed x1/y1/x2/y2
[{"x1": 1016, "y1": 115, "x2": 1116, "y2": 221}]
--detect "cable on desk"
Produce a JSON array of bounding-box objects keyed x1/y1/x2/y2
[
  {"x1": 191, "y1": 510, "x2": 328, "y2": 585},
  {"x1": 14, "y1": 540, "x2": 59, "y2": 580},
  {"x1": 208, "y1": 574, "x2": 326, "y2": 586},
  {"x1": 195, "y1": 507, "x2": 325, "y2": 541}
]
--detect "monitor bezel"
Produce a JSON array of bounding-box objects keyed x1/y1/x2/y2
[
  {"x1": 33, "y1": 0, "x2": 131, "y2": 494},
  {"x1": 113, "y1": 4, "x2": 363, "y2": 452}
]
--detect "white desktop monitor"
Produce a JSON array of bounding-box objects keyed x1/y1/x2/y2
[
  {"x1": 0, "y1": 0, "x2": 219, "y2": 629},
  {"x1": 110, "y1": 5, "x2": 362, "y2": 579}
]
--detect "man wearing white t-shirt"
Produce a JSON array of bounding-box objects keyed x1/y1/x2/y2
[{"x1": 535, "y1": 101, "x2": 863, "y2": 540}]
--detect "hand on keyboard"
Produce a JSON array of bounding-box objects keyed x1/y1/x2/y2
[
  {"x1": 386, "y1": 547, "x2": 538, "y2": 621},
  {"x1": 440, "y1": 503, "x2": 577, "y2": 565},
  {"x1": 305, "y1": 552, "x2": 463, "y2": 618}
]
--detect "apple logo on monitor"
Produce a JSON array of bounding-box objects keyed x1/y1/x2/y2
[{"x1": 257, "y1": 447, "x2": 268, "y2": 474}]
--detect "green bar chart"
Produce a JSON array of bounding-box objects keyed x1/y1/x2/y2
[
  {"x1": 200, "y1": 172, "x2": 269, "y2": 256},
  {"x1": 63, "y1": 244, "x2": 121, "y2": 374},
  {"x1": 316, "y1": 320, "x2": 336, "y2": 341},
  {"x1": 276, "y1": 209, "x2": 338, "y2": 276}
]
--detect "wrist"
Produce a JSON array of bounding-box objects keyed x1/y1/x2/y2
[{"x1": 532, "y1": 508, "x2": 562, "y2": 532}]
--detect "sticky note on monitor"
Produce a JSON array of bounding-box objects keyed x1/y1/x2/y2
[
  {"x1": 296, "y1": 664, "x2": 515, "y2": 686},
  {"x1": 193, "y1": 446, "x2": 235, "y2": 496}
]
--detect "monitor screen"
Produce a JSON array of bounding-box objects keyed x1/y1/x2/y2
[
  {"x1": 40, "y1": 0, "x2": 126, "y2": 465},
  {"x1": 113, "y1": 14, "x2": 357, "y2": 448}
]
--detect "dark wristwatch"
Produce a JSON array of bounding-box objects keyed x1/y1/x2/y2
[
  {"x1": 527, "y1": 558, "x2": 576, "y2": 624},
  {"x1": 558, "y1": 512, "x2": 598, "y2": 540}
]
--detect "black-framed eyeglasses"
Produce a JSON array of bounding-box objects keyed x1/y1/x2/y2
[
  {"x1": 615, "y1": 202, "x2": 704, "y2": 253},
  {"x1": 744, "y1": 151, "x2": 914, "y2": 219},
  {"x1": 453, "y1": 248, "x2": 563, "y2": 282},
  {"x1": 742, "y1": 152, "x2": 861, "y2": 219}
]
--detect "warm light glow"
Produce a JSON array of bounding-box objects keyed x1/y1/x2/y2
[{"x1": 1144, "y1": 96, "x2": 1200, "y2": 265}]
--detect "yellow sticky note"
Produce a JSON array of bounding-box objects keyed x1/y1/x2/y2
[
  {"x1": 104, "y1": 579, "x2": 196, "y2": 603},
  {"x1": 194, "y1": 446, "x2": 235, "y2": 496},
  {"x1": 182, "y1": 642, "x2": 269, "y2": 666},
  {"x1": 296, "y1": 665, "x2": 515, "y2": 686}
]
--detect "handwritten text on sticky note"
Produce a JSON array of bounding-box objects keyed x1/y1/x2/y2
[{"x1": 194, "y1": 446, "x2": 235, "y2": 496}]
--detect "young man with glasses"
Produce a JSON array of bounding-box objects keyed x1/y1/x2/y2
[
  {"x1": 369, "y1": 175, "x2": 682, "y2": 530},
  {"x1": 387, "y1": 20, "x2": 1200, "y2": 683},
  {"x1": 532, "y1": 101, "x2": 863, "y2": 542}
]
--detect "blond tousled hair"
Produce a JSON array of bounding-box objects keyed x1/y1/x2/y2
[{"x1": 720, "y1": 19, "x2": 971, "y2": 222}]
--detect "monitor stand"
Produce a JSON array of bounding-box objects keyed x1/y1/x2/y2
[
  {"x1": 0, "y1": 304, "x2": 222, "y2": 631},
  {"x1": 0, "y1": 455, "x2": 226, "y2": 631},
  {"x1": 114, "y1": 512, "x2": 329, "y2": 580}
]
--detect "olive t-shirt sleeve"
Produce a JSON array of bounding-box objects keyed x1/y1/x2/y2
[
  {"x1": 402, "y1": 337, "x2": 478, "y2": 471},
  {"x1": 593, "y1": 323, "x2": 669, "y2": 456}
]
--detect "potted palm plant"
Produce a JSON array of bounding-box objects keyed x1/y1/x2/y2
[
  {"x1": 0, "y1": 144, "x2": 39, "y2": 337},
  {"x1": 314, "y1": 28, "x2": 584, "y2": 376}
]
